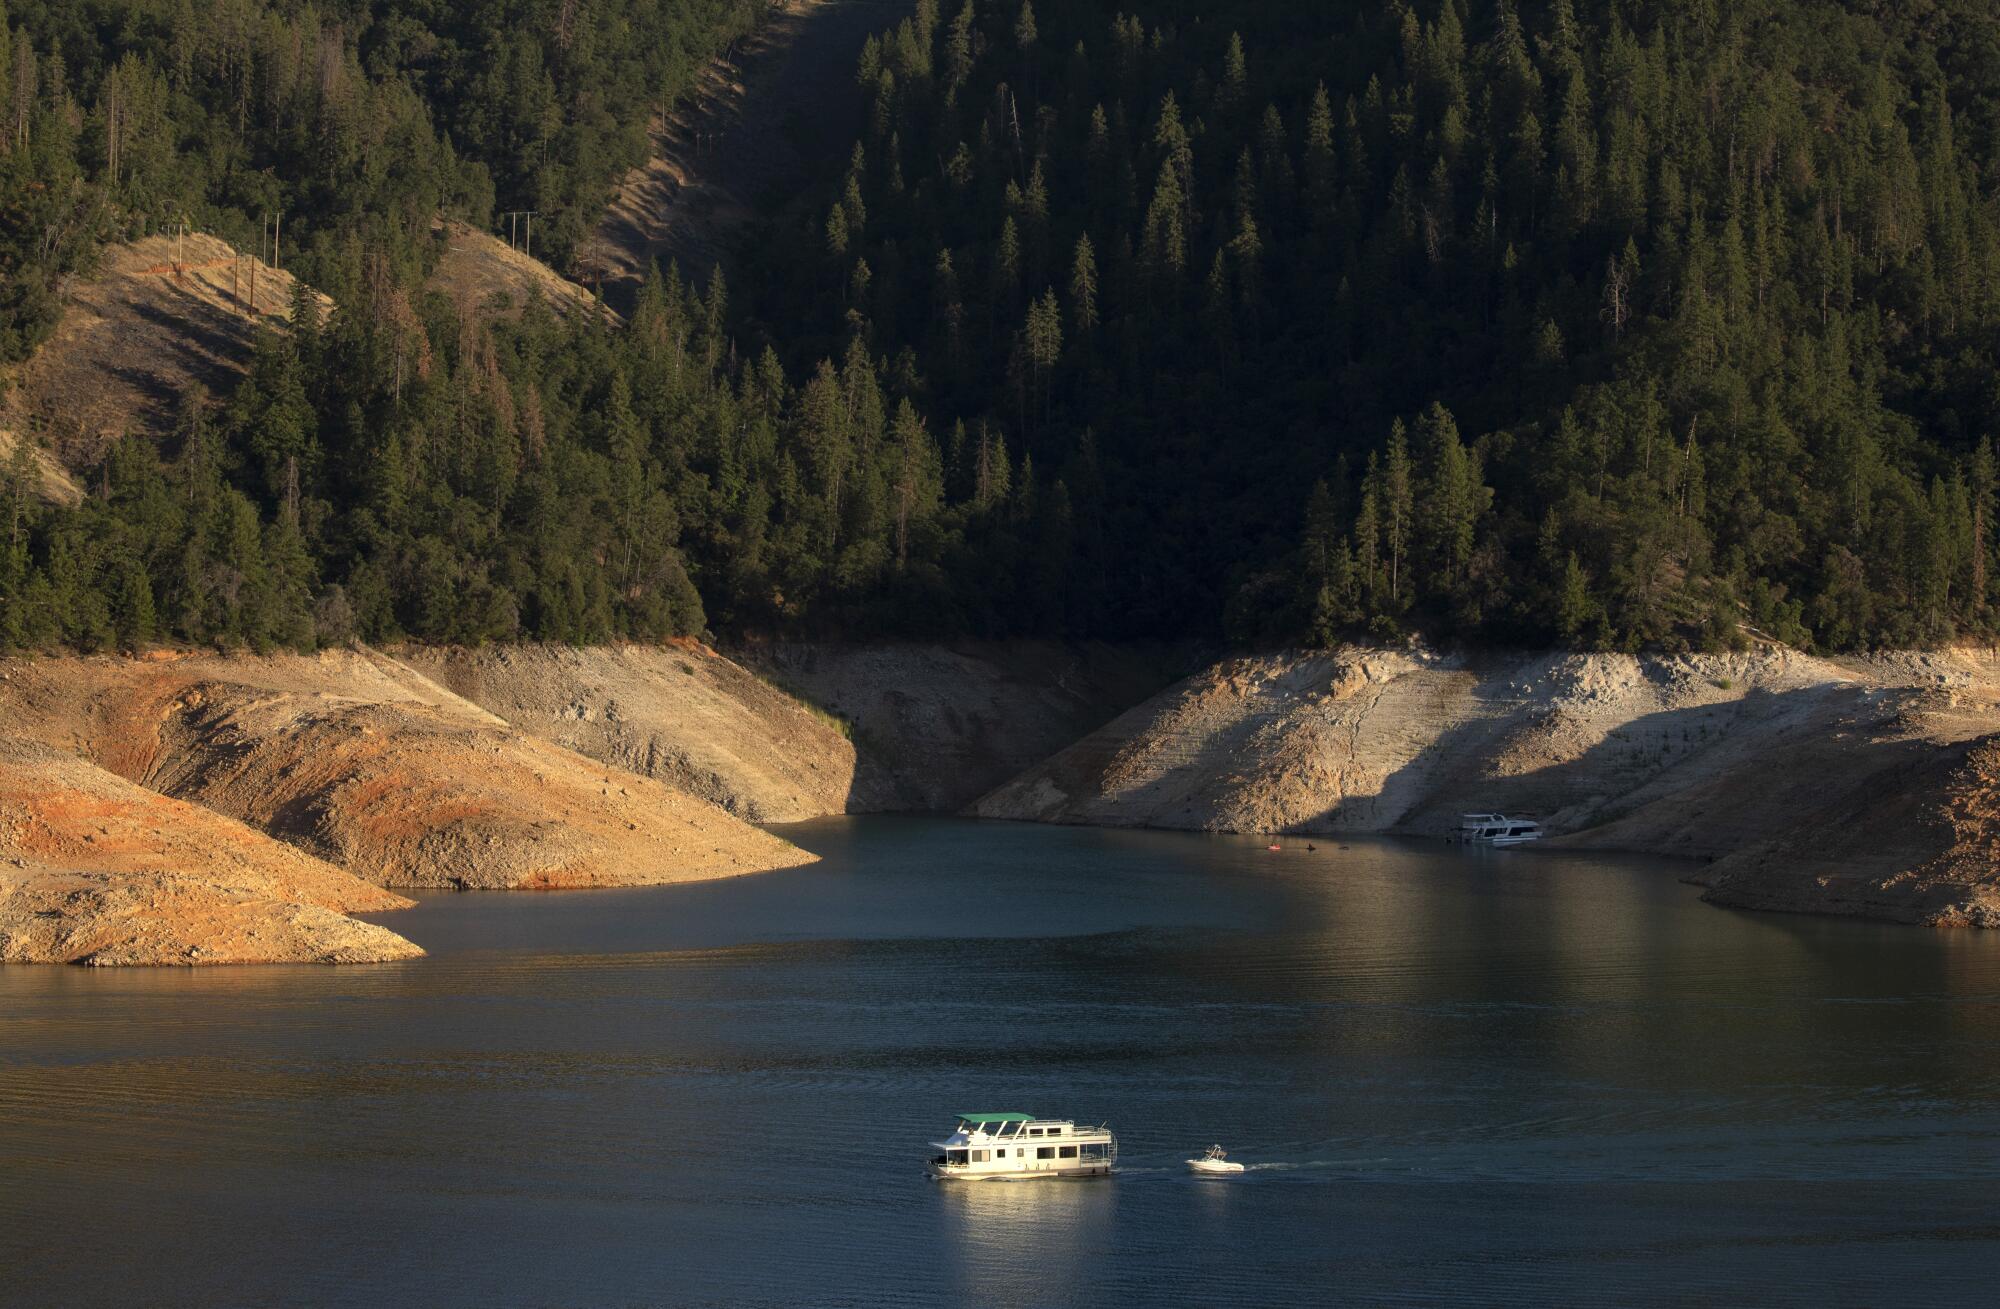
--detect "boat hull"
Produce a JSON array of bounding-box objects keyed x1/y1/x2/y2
[{"x1": 927, "y1": 1163, "x2": 1114, "y2": 1181}]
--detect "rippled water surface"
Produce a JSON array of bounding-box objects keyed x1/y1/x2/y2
[{"x1": 5, "y1": 818, "x2": 2000, "y2": 1306}]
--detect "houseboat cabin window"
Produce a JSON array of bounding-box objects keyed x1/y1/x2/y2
[
  {"x1": 1059, "y1": 1145, "x2": 1079, "y2": 1159},
  {"x1": 947, "y1": 1150, "x2": 968, "y2": 1165},
  {"x1": 1081, "y1": 1143, "x2": 1107, "y2": 1159},
  {"x1": 1037, "y1": 1146, "x2": 1056, "y2": 1159},
  {"x1": 971, "y1": 1151, "x2": 987, "y2": 1162}
]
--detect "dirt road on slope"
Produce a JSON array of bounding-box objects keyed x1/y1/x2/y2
[{"x1": 578, "y1": 0, "x2": 912, "y2": 309}]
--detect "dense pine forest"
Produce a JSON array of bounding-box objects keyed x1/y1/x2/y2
[
  {"x1": 6, "y1": 0, "x2": 2000, "y2": 652},
  {"x1": 745, "y1": 0, "x2": 2000, "y2": 649}
]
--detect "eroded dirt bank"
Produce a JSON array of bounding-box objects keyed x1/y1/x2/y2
[
  {"x1": 0, "y1": 649, "x2": 817, "y2": 894},
  {"x1": 0, "y1": 737, "x2": 420, "y2": 965},
  {"x1": 973, "y1": 645, "x2": 2000, "y2": 925},
  {"x1": 400, "y1": 643, "x2": 856, "y2": 822},
  {"x1": 1691, "y1": 732, "x2": 2000, "y2": 927},
  {"x1": 0, "y1": 639, "x2": 1183, "y2": 961},
  {"x1": 406, "y1": 640, "x2": 1187, "y2": 817},
  {"x1": 13, "y1": 639, "x2": 2000, "y2": 948},
  {"x1": 747, "y1": 641, "x2": 1193, "y2": 812}
]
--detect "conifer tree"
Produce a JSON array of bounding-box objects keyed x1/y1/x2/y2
[
  {"x1": 1069, "y1": 233, "x2": 1099, "y2": 336},
  {"x1": 1380, "y1": 421, "x2": 1414, "y2": 603},
  {"x1": 946, "y1": 3, "x2": 975, "y2": 87}
]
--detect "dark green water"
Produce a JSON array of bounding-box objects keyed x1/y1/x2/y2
[{"x1": 4, "y1": 817, "x2": 1999, "y2": 1306}]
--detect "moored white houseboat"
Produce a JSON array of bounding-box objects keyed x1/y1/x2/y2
[
  {"x1": 1461, "y1": 813, "x2": 1544, "y2": 845},
  {"x1": 926, "y1": 1113, "x2": 1117, "y2": 1180}
]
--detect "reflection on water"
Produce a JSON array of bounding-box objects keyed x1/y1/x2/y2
[
  {"x1": 3, "y1": 817, "x2": 2000, "y2": 1307},
  {"x1": 937, "y1": 1178, "x2": 1116, "y2": 1307}
]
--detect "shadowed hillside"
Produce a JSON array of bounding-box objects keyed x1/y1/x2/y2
[{"x1": 582, "y1": 0, "x2": 917, "y2": 309}]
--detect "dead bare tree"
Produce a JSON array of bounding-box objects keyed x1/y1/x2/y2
[
  {"x1": 104, "y1": 64, "x2": 121, "y2": 186},
  {"x1": 1601, "y1": 253, "x2": 1632, "y2": 341},
  {"x1": 13, "y1": 40, "x2": 37, "y2": 151}
]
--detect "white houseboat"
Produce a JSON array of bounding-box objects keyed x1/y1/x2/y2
[
  {"x1": 1461, "y1": 812, "x2": 1544, "y2": 845},
  {"x1": 926, "y1": 1113, "x2": 1117, "y2": 1180}
]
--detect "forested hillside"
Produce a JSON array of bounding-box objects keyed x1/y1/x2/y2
[
  {"x1": 0, "y1": 0, "x2": 765, "y2": 357},
  {"x1": 0, "y1": 0, "x2": 770, "y2": 647},
  {"x1": 7, "y1": 0, "x2": 2000, "y2": 653},
  {"x1": 742, "y1": 0, "x2": 2000, "y2": 649}
]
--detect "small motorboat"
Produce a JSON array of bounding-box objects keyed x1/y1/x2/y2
[{"x1": 1186, "y1": 1145, "x2": 1246, "y2": 1175}]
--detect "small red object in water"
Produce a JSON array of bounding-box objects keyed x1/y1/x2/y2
[{"x1": 1266, "y1": 844, "x2": 1282, "y2": 851}]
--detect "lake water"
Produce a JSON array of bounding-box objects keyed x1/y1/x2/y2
[{"x1": 4, "y1": 817, "x2": 1999, "y2": 1306}]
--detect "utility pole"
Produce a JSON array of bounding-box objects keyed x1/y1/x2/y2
[
  {"x1": 502, "y1": 211, "x2": 539, "y2": 257},
  {"x1": 106, "y1": 69, "x2": 121, "y2": 188}
]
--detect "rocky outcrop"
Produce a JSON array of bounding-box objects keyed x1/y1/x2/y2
[
  {"x1": 0, "y1": 737, "x2": 419, "y2": 965},
  {"x1": 974, "y1": 645, "x2": 2000, "y2": 924},
  {"x1": 0, "y1": 648, "x2": 817, "y2": 891},
  {"x1": 748, "y1": 641, "x2": 1192, "y2": 812},
  {"x1": 400, "y1": 642, "x2": 856, "y2": 822}
]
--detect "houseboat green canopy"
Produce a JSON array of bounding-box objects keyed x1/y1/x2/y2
[{"x1": 955, "y1": 1112, "x2": 1035, "y2": 1123}]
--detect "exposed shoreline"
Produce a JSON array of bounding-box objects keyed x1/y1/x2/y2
[
  {"x1": 0, "y1": 646, "x2": 822, "y2": 964},
  {"x1": 6, "y1": 639, "x2": 2000, "y2": 963},
  {"x1": 972, "y1": 645, "x2": 2000, "y2": 928}
]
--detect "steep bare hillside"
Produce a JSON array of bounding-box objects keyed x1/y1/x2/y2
[
  {"x1": 0, "y1": 737, "x2": 419, "y2": 965},
  {"x1": 401, "y1": 642, "x2": 855, "y2": 821},
  {"x1": 1695, "y1": 733, "x2": 2000, "y2": 927},
  {"x1": 751, "y1": 641, "x2": 1193, "y2": 811},
  {"x1": 427, "y1": 221, "x2": 619, "y2": 324},
  {"x1": 2, "y1": 234, "x2": 325, "y2": 467},
  {"x1": 0, "y1": 428, "x2": 82, "y2": 505},
  {"x1": 0, "y1": 649, "x2": 816, "y2": 890},
  {"x1": 975, "y1": 643, "x2": 2000, "y2": 858}
]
